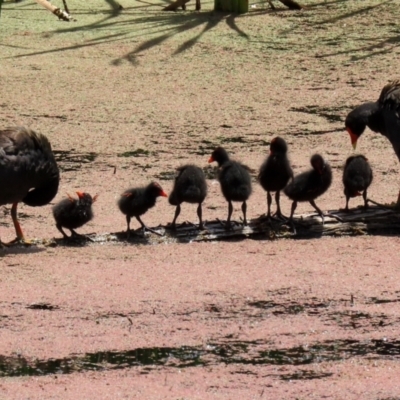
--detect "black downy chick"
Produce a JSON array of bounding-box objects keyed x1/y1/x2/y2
[
  {"x1": 284, "y1": 154, "x2": 333, "y2": 228},
  {"x1": 343, "y1": 155, "x2": 373, "y2": 211},
  {"x1": 208, "y1": 147, "x2": 252, "y2": 228},
  {"x1": 258, "y1": 137, "x2": 293, "y2": 220},
  {"x1": 169, "y1": 164, "x2": 207, "y2": 229},
  {"x1": 118, "y1": 182, "x2": 167, "y2": 238},
  {"x1": 52, "y1": 192, "x2": 97, "y2": 239}
]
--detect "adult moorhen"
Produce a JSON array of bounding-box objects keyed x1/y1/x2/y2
[
  {"x1": 0, "y1": 126, "x2": 59, "y2": 245},
  {"x1": 345, "y1": 80, "x2": 400, "y2": 205}
]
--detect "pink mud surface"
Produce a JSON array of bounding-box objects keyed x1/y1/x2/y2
[{"x1": 1, "y1": 0, "x2": 400, "y2": 398}]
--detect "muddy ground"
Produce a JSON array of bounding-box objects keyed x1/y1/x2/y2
[{"x1": 1, "y1": 0, "x2": 400, "y2": 398}]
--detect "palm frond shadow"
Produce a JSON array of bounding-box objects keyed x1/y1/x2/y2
[
  {"x1": 275, "y1": 0, "x2": 400, "y2": 62},
  {"x1": 7, "y1": 3, "x2": 253, "y2": 63}
]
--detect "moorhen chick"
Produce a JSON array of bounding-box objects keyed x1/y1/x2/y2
[
  {"x1": 52, "y1": 192, "x2": 98, "y2": 239},
  {"x1": 208, "y1": 147, "x2": 252, "y2": 227},
  {"x1": 118, "y1": 182, "x2": 167, "y2": 238},
  {"x1": 0, "y1": 126, "x2": 59, "y2": 245},
  {"x1": 345, "y1": 80, "x2": 400, "y2": 205},
  {"x1": 258, "y1": 137, "x2": 293, "y2": 220},
  {"x1": 284, "y1": 154, "x2": 332, "y2": 228},
  {"x1": 342, "y1": 155, "x2": 373, "y2": 211},
  {"x1": 168, "y1": 164, "x2": 207, "y2": 229}
]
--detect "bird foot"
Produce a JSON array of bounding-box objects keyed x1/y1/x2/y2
[
  {"x1": 257, "y1": 213, "x2": 287, "y2": 224},
  {"x1": 272, "y1": 211, "x2": 289, "y2": 221},
  {"x1": 280, "y1": 219, "x2": 296, "y2": 235},
  {"x1": 367, "y1": 198, "x2": 400, "y2": 211},
  {"x1": 198, "y1": 223, "x2": 207, "y2": 231},
  {"x1": 216, "y1": 218, "x2": 233, "y2": 230},
  {"x1": 67, "y1": 233, "x2": 95, "y2": 243},
  {"x1": 5, "y1": 237, "x2": 35, "y2": 246},
  {"x1": 324, "y1": 212, "x2": 343, "y2": 222},
  {"x1": 141, "y1": 227, "x2": 164, "y2": 237},
  {"x1": 257, "y1": 213, "x2": 270, "y2": 221}
]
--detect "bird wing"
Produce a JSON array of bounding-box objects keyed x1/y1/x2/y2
[
  {"x1": 378, "y1": 81, "x2": 400, "y2": 159},
  {"x1": 378, "y1": 80, "x2": 400, "y2": 110}
]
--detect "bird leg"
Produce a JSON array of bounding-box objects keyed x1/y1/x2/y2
[
  {"x1": 56, "y1": 223, "x2": 70, "y2": 239},
  {"x1": 70, "y1": 229, "x2": 94, "y2": 242},
  {"x1": 125, "y1": 215, "x2": 132, "y2": 239},
  {"x1": 6, "y1": 202, "x2": 32, "y2": 245},
  {"x1": 241, "y1": 201, "x2": 248, "y2": 226},
  {"x1": 362, "y1": 190, "x2": 369, "y2": 209},
  {"x1": 273, "y1": 191, "x2": 288, "y2": 220},
  {"x1": 136, "y1": 216, "x2": 164, "y2": 237},
  {"x1": 257, "y1": 192, "x2": 272, "y2": 222},
  {"x1": 197, "y1": 203, "x2": 205, "y2": 230},
  {"x1": 170, "y1": 204, "x2": 181, "y2": 230},
  {"x1": 309, "y1": 200, "x2": 325, "y2": 224},
  {"x1": 225, "y1": 200, "x2": 234, "y2": 230},
  {"x1": 267, "y1": 192, "x2": 272, "y2": 219},
  {"x1": 285, "y1": 200, "x2": 298, "y2": 234},
  {"x1": 365, "y1": 191, "x2": 400, "y2": 211},
  {"x1": 309, "y1": 200, "x2": 343, "y2": 223},
  {"x1": 11, "y1": 202, "x2": 24, "y2": 240},
  {"x1": 344, "y1": 196, "x2": 350, "y2": 212}
]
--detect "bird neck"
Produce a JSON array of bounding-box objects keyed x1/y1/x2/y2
[{"x1": 367, "y1": 106, "x2": 386, "y2": 134}]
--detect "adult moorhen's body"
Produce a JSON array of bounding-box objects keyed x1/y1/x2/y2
[
  {"x1": 118, "y1": 182, "x2": 167, "y2": 237},
  {"x1": 0, "y1": 126, "x2": 59, "y2": 245},
  {"x1": 258, "y1": 137, "x2": 293, "y2": 220},
  {"x1": 169, "y1": 164, "x2": 207, "y2": 229},
  {"x1": 52, "y1": 192, "x2": 98, "y2": 239},
  {"x1": 342, "y1": 155, "x2": 373, "y2": 211},
  {"x1": 209, "y1": 147, "x2": 252, "y2": 227}
]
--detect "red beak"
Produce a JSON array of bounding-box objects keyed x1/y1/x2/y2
[
  {"x1": 76, "y1": 191, "x2": 85, "y2": 199},
  {"x1": 346, "y1": 127, "x2": 358, "y2": 150},
  {"x1": 160, "y1": 190, "x2": 168, "y2": 198},
  {"x1": 208, "y1": 156, "x2": 215, "y2": 163}
]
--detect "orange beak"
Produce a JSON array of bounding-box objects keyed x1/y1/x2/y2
[
  {"x1": 76, "y1": 191, "x2": 85, "y2": 199},
  {"x1": 160, "y1": 190, "x2": 168, "y2": 198},
  {"x1": 208, "y1": 156, "x2": 215, "y2": 163},
  {"x1": 346, "y1": 127, "x2": 358, "y2": 150}
]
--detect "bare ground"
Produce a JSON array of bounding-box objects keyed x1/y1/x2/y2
[{"x1": 1, "y1": 0, "x2": 400, "y2": 398}]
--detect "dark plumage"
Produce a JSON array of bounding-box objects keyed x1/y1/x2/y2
[
  {"x1": 345, "y1": 80, "x2": 400, "y2": 204},
  {"x1": 118, "y1": 182, "x2": 167, "y2": 237},
  {"x1": 284, "y1": 154, "x2": 332, "y2": 224},
  {"x1": 0, "y1": 126, "x2": 59, "y2": 244},
  {"x1": 208, "y1": 147, "x2": 252, "y2": 227},
  {"x1": 258, "y1": 137, "x2": 293, "y2": 219},
  {"x1": 169, "y1": 164, "x2": 207, "y2": 229},
  {"x1": 52, "y1": 192, "x2": 97, "y2": 238},
  {"x1": 342, "y1": 155, "x2": 373, "y2": 211}
]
